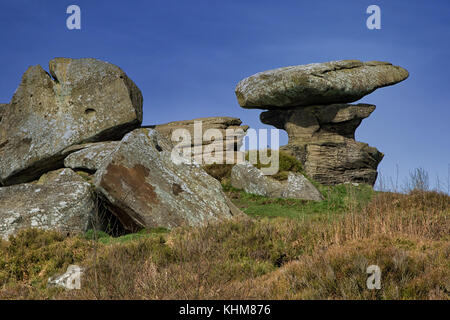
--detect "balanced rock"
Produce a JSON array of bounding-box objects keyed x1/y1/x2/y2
[
  {"x1": 64, "y1": 141, "x2": 120, "y2": 172},
  {"x1": 0, "y1": 58, "x2": 143, "y2": 186},
  {"x1": 231, "y1": 161, "x2": 323, "y2": 201},
  {"x1": 94, "y1": 128, "x2": 236, "y2": 232},
  {"x1": 0, "y1": 180, "x2": 95, "y2": 240},
  {"x1": 236, "y1": 60, "x2": 408, "y2": 109},
  {"x1": 261, "y1": 104, "x2": 383, "y2": 185},
  {"x1": 152, "y1": 117, "x2": 248, "y2": 165}
]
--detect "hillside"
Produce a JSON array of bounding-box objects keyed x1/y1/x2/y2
[{"x1": 1, "y1": 183, "x2": 448, "y2": 300}]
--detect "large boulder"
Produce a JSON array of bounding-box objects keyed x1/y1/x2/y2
[
  {"x1": 0, "y1": 180, "x2": 95, "y2": 240},
  {"x1": 152, "y1": 117, "x2": 248, "y2": 165},
  {"x1": 94, "y1": 128, "x2": 236, "y2": 232},
  {"x1": 260, "y1": 104, "x2": 383, "y2": 185},
  {"x1": 231, "y1": 161, "x2": 323, "y2": 201},
  {"x1": 0, "y1": 58, "x2": 143, "y2": 186},
  {"x1": 236, "y1": 60, "x2": 408, "y2": 109}
]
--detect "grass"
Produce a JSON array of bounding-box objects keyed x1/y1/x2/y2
[
  {"x1": 224, "y1": 183, "x2": 375, "y2": 221},
  {"x1": 0, "y1": 184, "x2": 448, "y2": 300},
  {"x1": 203, "y1": 149, "x2": 306, "y2": 183}
]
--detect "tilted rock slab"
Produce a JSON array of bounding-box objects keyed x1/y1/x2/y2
[
  {"x1": 231, "y1": 161, "x2": 323, "y2": 201},
  {"x1": 0, "y1": 180, "x2": 95, "y2": 240},
  {"x1": 152, "y1": 117, "x2": 248, "y2": 165},
  {"x1": 94, "y1": 128, "x2": 236, "y2": 232},
  {"x1": 64, "y1": 141, "x2": 120, "y2": 172},
  {"x1": 0, "y1": 58, "x2": 143, "y2": 186},
  {"x1": 261, "y1": 104, "x2": 383, "y2": 185},
  {"x1": 236, "y1": 60, "x2": 408, "y2": 109}
]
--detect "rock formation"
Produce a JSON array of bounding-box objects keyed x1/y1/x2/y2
[
  {"x1": 94, "y1": 129, "x2": 236, "y2": 231},
  {"x1": 0, "y1": 58, "x2": 143, "y2": 186},
  {"x1": 235, "y1": 60, "x2": 409, "y2": 186},
  {"x1": 0, "y1": 58, "x2": 241, "y2": 238},
  {"x1": 64, "y1": 141, "x2": 120, "y2": 172},
  {"x1": 151, "y1": 117, "x2": 248, "y2": 165},
  {"x1": 236, "y1": 60, "x2": 408, "y2": 109},
  {"x1": 0, "y1": 180, "x2": 95, "y2": 240},
  {"x1": 231, "y1": 161, "x2": 323, "y2": 201}
]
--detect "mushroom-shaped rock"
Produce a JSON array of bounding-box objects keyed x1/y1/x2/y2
[{"x1": 236, "y1": 60, "x2": 408, "y2": 109}]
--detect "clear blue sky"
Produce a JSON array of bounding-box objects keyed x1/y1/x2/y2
[{"x1": 0, "y1": 0, "x2": 449, "y2": 191}]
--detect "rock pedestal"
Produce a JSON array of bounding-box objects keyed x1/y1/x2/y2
[
  {"x1": 260, "y1": 103, "x2": 384, "y2": 185},
  {"x1": 235, "y1": 60, "x2": 408, "y2": 186}
]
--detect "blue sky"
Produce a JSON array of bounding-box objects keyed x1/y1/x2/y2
[{"x1": 0, "y1": 0, "x2": 449, "y2": 191}]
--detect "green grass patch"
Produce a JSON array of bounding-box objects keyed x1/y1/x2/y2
[
  {"x1": 226, "y1": 183, "x2": 376, "y2": 221},
  {"x1": 84, "y1": 227, "x2": 169, "y2": 245}
]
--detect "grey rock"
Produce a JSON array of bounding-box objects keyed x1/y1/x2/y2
[
  {"x1": 0, "y1": 181, "x2": 95, "y2": 240},
  {"x1": 152, "y1": 117, "x2": 248, "y2": 165},
  {"x1": 236, "y1": 60, "x2": 409, "y2": 109},
  {"x1": 260, "y1": 104, "x2": 383, "y2": 185},
  {"x1": 0, "y1": 58, "x2": 143, "y2": 186},
  {"x1": 94, "y1": 128, "x2": 236, "y2": 232},
  {"x1": 64, "y1": 141, "x2": 120, "y2": 172},
  {"x1": 231, "y1": 161, "x2": 323, "y2": 201},
  {"x1": 282, "y1": 172, "x2": 323, "y2": 201}
]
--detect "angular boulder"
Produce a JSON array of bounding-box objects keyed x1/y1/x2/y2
[
  {"x1": 64, "y1": 141, "x2": 120, "y2": 172},
  {"x1": 0, "y1": 181, "x2": 95, "y2": 240},
  {"x1": 236, "y1": 60, "x2": 408, "y2": 109},
  {"x1": 231, "y1": 161, "x2": 323, "y2": 201},
  {"x1": 260, "y1": 104, "x2": 383, "y2": 185},
  {"x1": 94, "y1": 128, "x2": 236, "y2": 232},
  {"x1": 0, "y1": 58, "x2": 143, "y2": 186}
]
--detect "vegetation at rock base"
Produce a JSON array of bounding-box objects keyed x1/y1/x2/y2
[
  {"x1": 204, "y1": 150, "x2": 305, "y2": 183},
  {"x1": 0, "y1": 183, "x2": 448, "y2": 300}
]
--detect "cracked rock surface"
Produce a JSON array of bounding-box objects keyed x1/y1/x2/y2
[
  {"x1": 0, "y1": 58, "x2": 143, "y2": 186},
  {"x1": 0, "y1": 180, "x2": 95, "y2": 240},
  {"x1": 260, "y1": 104, "x2": 384, "y2": 185},
  {"x1": 94, "y1": 128, "x2": 236, "y2": 232}
]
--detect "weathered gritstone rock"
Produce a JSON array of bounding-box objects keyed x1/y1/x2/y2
[
  {"x1": 0, "y1": 58, "x2": 143, "y2": 186},
  {"x1": 94, "y1": 128, "x2": 236, "y2": 232},
  {"x1": 34, "y1": 168, "x2": 86, "y2": 184},
  {"x1": 260, "y1": 104, "x2": 383, "y2": 185},
  {"x1": 0, "y1": 181, "x2": 95, "y2": 240},
  {"x1": 231, "y1": 161, "x2": 323, "y2": 201},
  {"x1": 64, "y1": 141, "x2": 120, "y2": 172},
  {"x1": 152, "y1": 117, "x2": 248, "y2": 164},
  {"x1": 236, "y1": 60, "x2": 409, "y2": 109}
]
